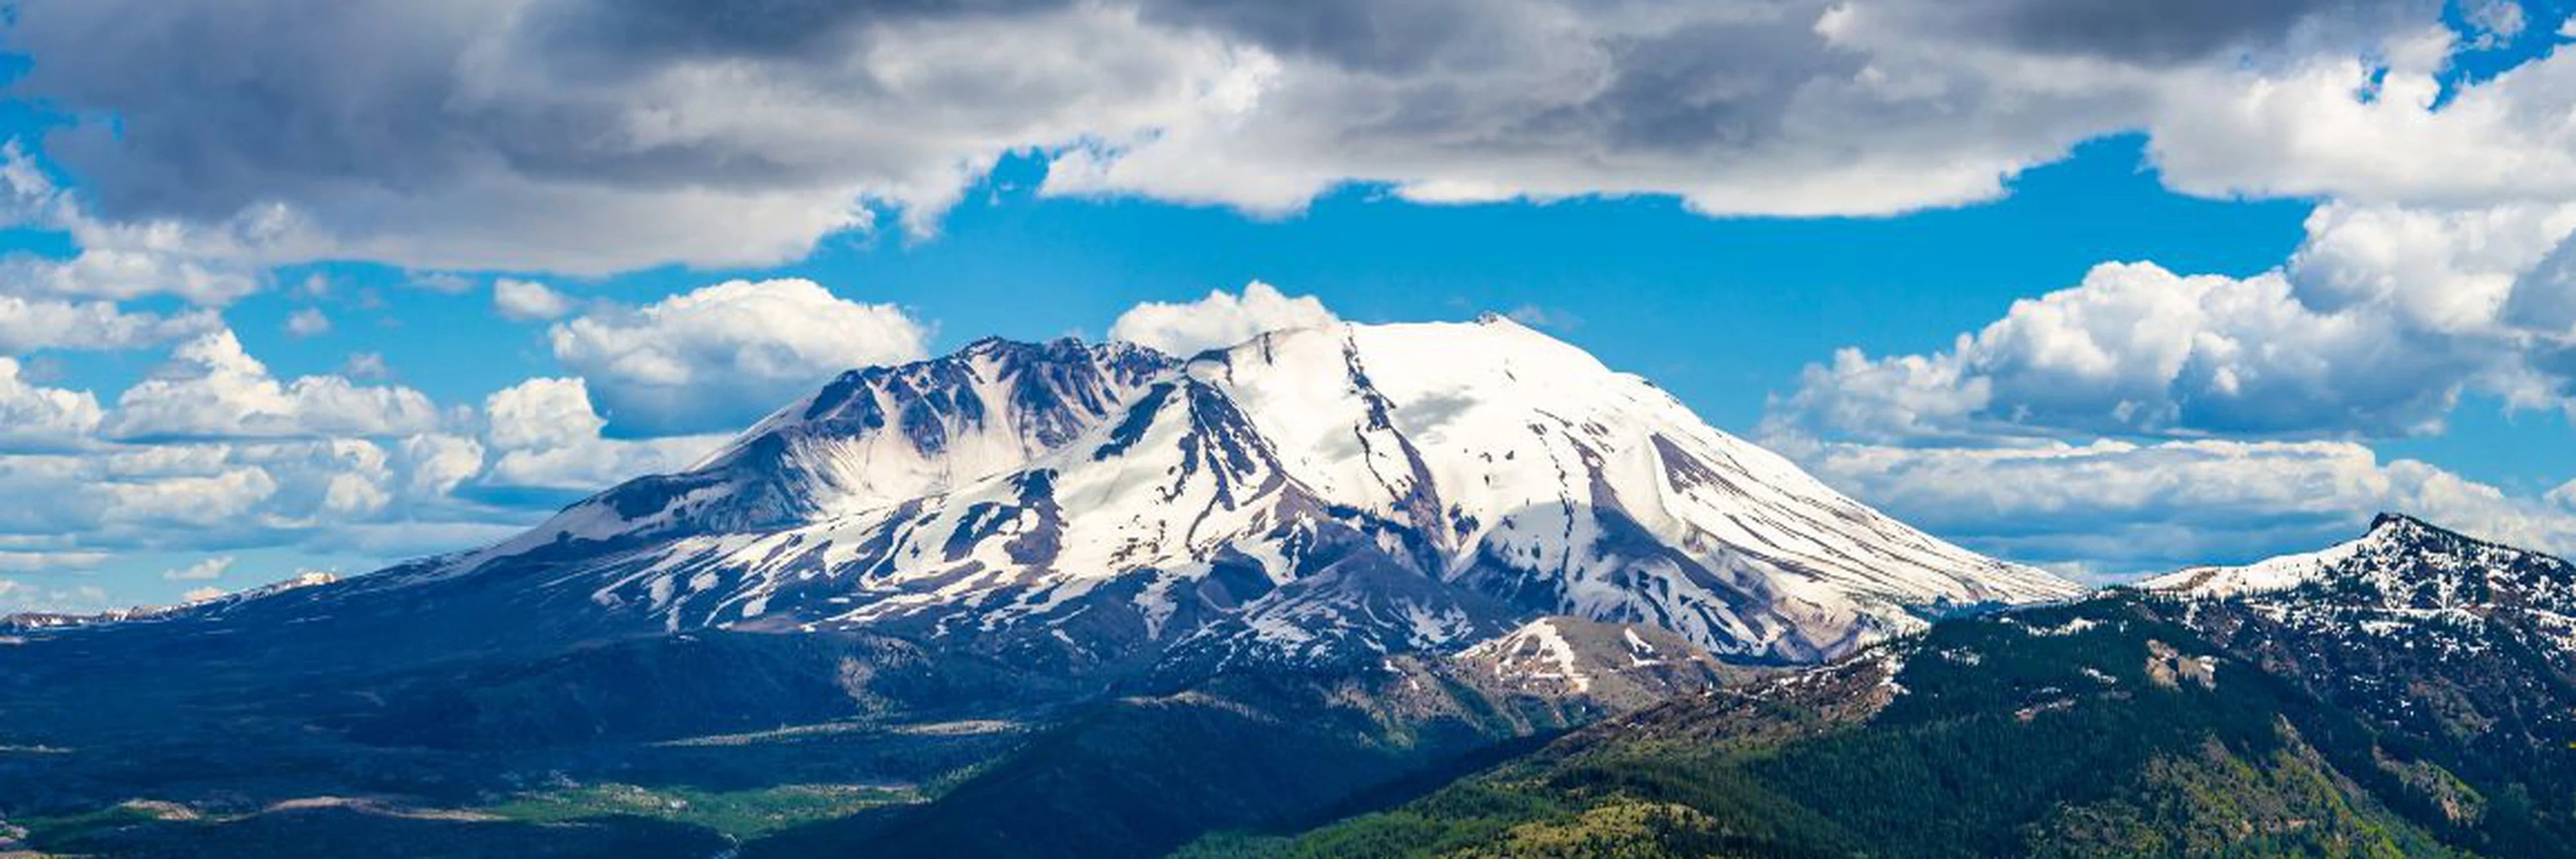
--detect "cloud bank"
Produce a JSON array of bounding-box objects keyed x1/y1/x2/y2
[{"x1": 0, "y1": 0, "x2": 2461, "y2": 274}]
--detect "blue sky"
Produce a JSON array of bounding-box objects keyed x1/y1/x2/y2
[{"x1": 6, "y1": 0, "x2": 2576, "y2": 609}]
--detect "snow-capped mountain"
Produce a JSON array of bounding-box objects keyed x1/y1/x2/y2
[
  {"x1": 2143, "y1": 513, "x2": 2576, "y2": 658},
  {"x1": 396, "y1": 316, "x2": 2072, "y2": 672},
  {"x1": 2143, "y1": 514, "x2": 2576, "y2": 613},
  {"x1": 2131, "y1": 514, "x2": 2576, "y2": 809}
]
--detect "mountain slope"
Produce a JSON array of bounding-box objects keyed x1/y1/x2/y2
[
  {"x1": 2139, "y1": 515, "x2": 2576, "y2": 854},
  {"x1": 1191, "y1": 599, "x2": 2467, "y2": 858},
  {"x1": 1218, "y1": 516, "x2": 2576, "y2": 858}
]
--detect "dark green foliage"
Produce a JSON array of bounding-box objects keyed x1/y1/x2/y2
[
  {"x1": 1214, "y1": 599, "x2": 2524, "y2": 859},
  {"x1": 748, "y1": 665, "x2": 1587, "y2": 859},
  {"x1": 24, "y1": 805, "x2": 734, "y2": 859},
  {"x1": 481, "y1": 782, "x2": 912, "y2": 838}
]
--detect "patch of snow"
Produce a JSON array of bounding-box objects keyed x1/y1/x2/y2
[
  {"x1": 1463, "y1": 619, "x2": 1594, "y2": 693},
  {"x1": 2016, "y1": 617, "x2": 2100, "y2": 637},
  {"x1": 2141, "y1": 537, "x2": 2368, "y2": 598}
]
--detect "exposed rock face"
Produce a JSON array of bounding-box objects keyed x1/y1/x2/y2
[{"x1": 2143, "y1": 514, "x2": 2576, "y2": 774}]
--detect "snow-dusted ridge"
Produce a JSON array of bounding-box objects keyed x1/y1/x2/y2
[
  {"x1": 2139, "y1": 540, "x2": 2368, "y2": 599},
  {"x1": 2138, "y1": 513, "x2": 2576, "y2": 656},
  {"x1": 2125, "y1": 513, "x2": 2576, "y2": 750},
  {"x1": 1, "y1": 571, "x2": 343, "y2": 631},
  {"x1": 390, "y1": 317, "x2": 2080, "y2": 670},
  {"x1": 2140, "y1": 513, "x2": 2573, "y2": 605}
]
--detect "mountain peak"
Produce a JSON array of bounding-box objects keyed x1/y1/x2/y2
[
  {"x1": 2366, "y1": 511, "x2": 2436, "y2": 537},
  {"x1": 493, "y1": 335, "x2": 1175, "y2": 547},
  {"x1": 2142, "y1": 514, "x2": 2573, "y2": 607},
  {"x1": 950, "y1": 334, "x2": 1163, "y2": 364},
  {"x1": 957, "y1": 334, "x2": 1019, "y2": 354},
  {"x1": 2343, "y1": 512, "x2": 2538, "y2": 562}
]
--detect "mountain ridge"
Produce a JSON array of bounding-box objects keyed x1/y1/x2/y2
[
  {"x1": 1206, "y1": 514, "x2": 2576, "y2": 858},
  {"x1": 332, "y1": 317, "x2": 2077, "y2": 674}
]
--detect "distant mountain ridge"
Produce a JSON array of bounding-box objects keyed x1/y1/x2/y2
[
  {"x1": 2146, "y1": 513, "x2": 2576, "y2": 623},
  {"x1": 1216, "y1": 515, "x2": 2576, "y2": 858}
]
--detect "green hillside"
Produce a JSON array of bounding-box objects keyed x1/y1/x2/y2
[{"x1": 1190, "y1": 596, "x2": 2572, "y2": 858}]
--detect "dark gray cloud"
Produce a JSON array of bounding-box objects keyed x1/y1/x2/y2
[
  {"x1": 2504, "y1": 237, "x2": 2576, "y2": 401},
  {"x1": 2505, "y1": 236, "x2": 2576, "y2": 336},
  {"x1": 1587, "y1": 18, "x2": 1864, "y2": 153},
  {"x1": 11, "y1": 2, "x2": 495, "y2": 222},
  {"x1": 1904, "y1": 0, "x2": 2436, "y2": 65},
  {"x1": 1137, "y1": 0, "x2": 1499, "y2": 72},
  {"x1": 529, "y1": 0, "x2": 1073, "y2": 71},
  {"x1": 1, "y1": 0, "x2": 1212, "y2": 271},
  {"x1": 0, "y1": 0, "x2": 2461, "y2": 273}
]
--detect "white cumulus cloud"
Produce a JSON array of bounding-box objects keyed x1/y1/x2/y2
[
  {"x1": 2145, "y1": 28, "x2": 2576, "y2": 208},
  {"x1": 0, "y1": 576, "x2": 110, "y2": 614},
  {"x1": 493, "y1": 278, "x2": 576, "y2": 322},
  {"x1": 1108, "y1": 281, "x2": 1338, "y2": 356},
  {"x1": 0, "y1": 357, "x2": 104, "y2": 451},
  {"x1": 549, "y1": 279, "x2": 929, "y2": 435},
  {"x1": 483, "y1": 430, "x2": 723, "y2": 494},
  {"x1": 160, "y1": 556, "x2": 231, "y2": 581},
  {"x1": 1768, "y1": 261, "x2": 2477, "y2": 441},
  {"x1": 284, "y1": 307, "x2": 331, "y2": 338},
  {"x1": 480, "y1": 377, "x2": 727, "y2": 490},
  {"x1": 0, "y1": 551, "x2": 107, "y2": 572},
  {"x1": 107, "y1": 329, "x2": 447, "y2": 440},
  {"x1": 0, "y1": 294, "x2": 217, "y2": 353}
]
